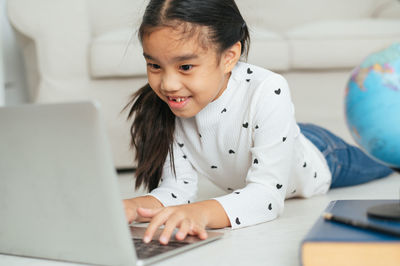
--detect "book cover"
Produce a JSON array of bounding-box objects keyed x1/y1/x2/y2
[{"x1": 301, "y1": 200, "x2": 400, "y2": 266}]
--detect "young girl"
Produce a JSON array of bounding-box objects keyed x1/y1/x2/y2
[{"x1": 123, "y1": 0, "x2": 393, "y2": 245}]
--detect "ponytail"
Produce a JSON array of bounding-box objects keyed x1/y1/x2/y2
[{"x1": 125, "y1": 84, "x2": 176, "y2": 192}]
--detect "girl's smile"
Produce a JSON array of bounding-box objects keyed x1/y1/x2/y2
[
  {"x1": 142, "y1": 25, "x2": 240, "y2": 118},
  {"x1": 167, "y1": 96, "x2": 191, "y2": 109}
]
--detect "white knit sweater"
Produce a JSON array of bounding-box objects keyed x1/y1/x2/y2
[{"x1": 149, "y1": 62, "x2": 331, "y2": 229}]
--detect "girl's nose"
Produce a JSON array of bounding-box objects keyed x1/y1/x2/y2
[{"x1": 160, "y1": 72, "x2": 182, "y2": 93}]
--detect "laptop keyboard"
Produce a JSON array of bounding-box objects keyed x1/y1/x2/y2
[{"x1": 133, "y1": 238, "x2": 190, "y2": 259}]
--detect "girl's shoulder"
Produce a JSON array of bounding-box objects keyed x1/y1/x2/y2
[
  {"x1": 232, "y1": 61, "x2": 289, "y2": 96},
  {"x1": 232, "y1": 61, "x2": 287, "y2": 88},
  {"x1": 231, "y1": 62, "x2": 294, "y2": 123}
]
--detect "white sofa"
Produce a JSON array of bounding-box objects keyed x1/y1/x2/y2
[{"x1": 7, "y1": 0, "x2": 400, "y2": 168}]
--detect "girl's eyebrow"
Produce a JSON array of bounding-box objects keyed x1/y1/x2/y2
[
  {"x1": 172, "y1": 54, "x2": 199, "y2": 62},
  {"x1": 143, "y1": 52, "x2": 198, "y2": 63},
  {"x1": 143, "y1": 53, "x2": 157, "y2": 61}
]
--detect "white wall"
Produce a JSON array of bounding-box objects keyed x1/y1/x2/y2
[
  {"x1": 0, "y1": 1, "x2": 5, "y2": 106},
  {"x1": 0, "y1": 45, "x2": 4, "y2": 106},
  {"x1": 1, "y1": 0, "x2": 28, "y2": 106}
]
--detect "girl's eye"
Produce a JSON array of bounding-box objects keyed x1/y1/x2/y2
[
  {"x1": 147, "y1": 63, "x2": 161, "y2": 70},
  {"x1": 180, "y1": 64, "x2": 193, "y2": 71}
]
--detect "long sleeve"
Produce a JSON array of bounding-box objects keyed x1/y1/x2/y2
[{"x1": 148, "y1": 140, "x2": 198, "y2": 207}]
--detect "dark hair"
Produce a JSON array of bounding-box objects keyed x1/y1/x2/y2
[{"x1": 126, "y1": 0, "x2": 250, "y2": 192}]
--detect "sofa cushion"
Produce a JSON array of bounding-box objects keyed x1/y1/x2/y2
[
  {"x1": 237, "y1": 0, "x2": 391, "y2": 32},
  {"x1": 287, "y1": 19, "x2": 400, "y2": 69},
  {"x1": 90, "y1": 27, "x2": 146, "y2": 78},
  {"x1": 90, "y1": 19, "x2": 400, "y2": 76},
  {"x1": 247, "y1": 28, "x2": 290, "y2": 71}
]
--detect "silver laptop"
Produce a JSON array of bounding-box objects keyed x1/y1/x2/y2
[{"x1": 0, "y1": 101, "x2": 223, "y2": 266}]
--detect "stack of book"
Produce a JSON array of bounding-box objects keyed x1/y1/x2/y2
[{"x1": 301, "y1": 200, "x2": 400, "y2": 266}]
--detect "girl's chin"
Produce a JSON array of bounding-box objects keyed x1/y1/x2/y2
[{"x1": 171, "y1": 109, "x2": 197, "y2": 118}]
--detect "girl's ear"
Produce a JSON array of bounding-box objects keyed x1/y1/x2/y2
[{"x1": 222, "y1": 41, "x2": 242, "y2": 74}]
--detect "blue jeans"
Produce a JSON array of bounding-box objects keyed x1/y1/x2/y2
[{"x1": 299, "y1": 123, "x2": 393, "y2": 188}]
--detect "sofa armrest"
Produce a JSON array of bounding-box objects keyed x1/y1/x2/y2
[{"x1": 7, "y1": 0, "x2": 91, "y2": 81}]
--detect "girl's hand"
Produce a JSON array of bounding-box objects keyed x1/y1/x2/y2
[
  {"x1": 138, "y1": 204, "x2": 208, "y2": 244},
  {"x1": 123, "y1": 196, "x2": 164, "y2": 224},
  {"x1": 137, "y1": 200, "x2": 230, "y2": 244},
  {"x1": 123, "y1": 199, "x2": 140, "y2": 224}
]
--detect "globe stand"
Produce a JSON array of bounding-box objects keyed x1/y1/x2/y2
[
  {"x1": 367, "y1": 203, "x2": 400, "y2": 221},
  {"x1": 367, "y1": 171, "x2": 400, "y2": 221}
]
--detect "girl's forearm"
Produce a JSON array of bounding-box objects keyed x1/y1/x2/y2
[
  {"x1": 135, "y1": 196, "x2": 162, "y2": 222},
  {"x1": 126, "y1": 196, "x2": 230, "y2": 227},
  {"x1": 193, "y1": 200, "x2": 231, "y2": 228},
  {"x1": 131, "y1": 195, "x2": 164, "y2": 208}
]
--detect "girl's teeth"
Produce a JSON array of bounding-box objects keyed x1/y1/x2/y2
[{"x1": 171, "y1": 97, "x2": 185, "y2": 102}]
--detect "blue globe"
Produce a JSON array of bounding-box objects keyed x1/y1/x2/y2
[{"x1": 345, "y1": 43, "x2": 400, "y2": 168}]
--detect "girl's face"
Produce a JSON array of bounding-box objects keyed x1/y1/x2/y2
[{"x1": 142, "y1": 25, "x2": 240, "y2": 118}]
